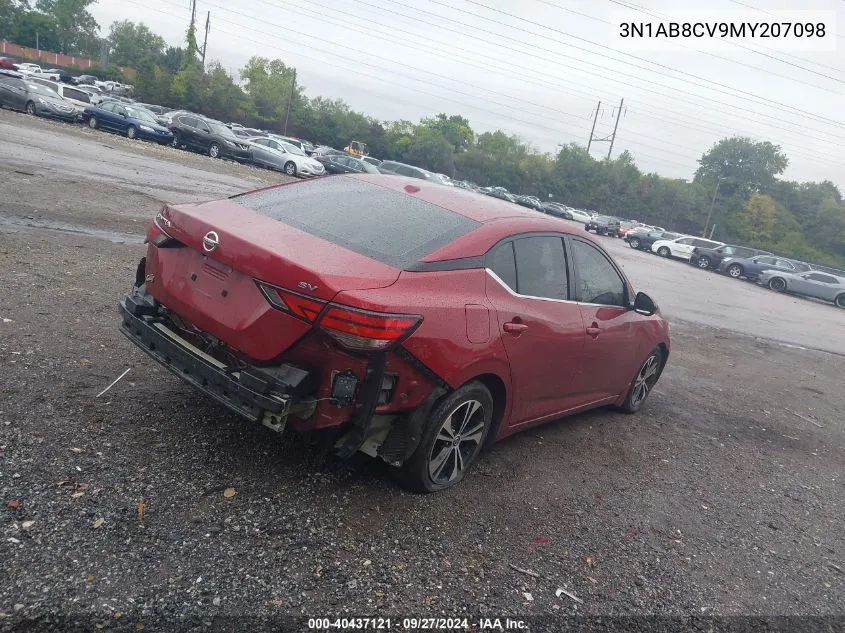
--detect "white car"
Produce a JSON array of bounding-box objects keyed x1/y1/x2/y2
[
  {"x1": 568, "y1": 208, "x2": 593, "y2": 223},
  {"x1": 17, "y1": 64, "x2": 60, "y2": 81},
  {"x1": 651, "y1": 236, "x2": 724, "y2": 260}
]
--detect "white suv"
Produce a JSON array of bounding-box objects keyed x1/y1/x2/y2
[{"x1": 651, "y1": 236, "x2": 724, "y2": 260}]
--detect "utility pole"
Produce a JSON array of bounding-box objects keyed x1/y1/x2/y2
[
  {"x1": 283, "y1": 69, "x2": 297, "y2": 135},
  {"x1": 201, "y1": 11, "x2": 210, "y2": 71},
  {"x1": 36, "y1": 32, "x2": 39, "y2": 51},
  {"x1": 586, "y1": 100, "x2": 601, "y2": 154},
  {"x1": 703, "y1": 177, "x2": 725, "y2": 238},
  {"x1": 606, "y1": 98, "x2": 624, "y2": 160}
]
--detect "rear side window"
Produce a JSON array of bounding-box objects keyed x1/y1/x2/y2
[
  {"x1": 64, "y1": 87, "x2": 89, "y2": 102},
  {"x1": 232, "y1": 177, "x2": 480, "y2": 269},
  {"x1": 486, "y1": 242, "x2": 517, "y2": 291},
  {"x1": 513, "y1": 236, "x2": 568, "y2": 300},
  {"x1": 807, "y1": 273, "x2": 837, "y2": 283},
  {"x1": 571, "y1": 239, "x2": 626, "y2": 306}
]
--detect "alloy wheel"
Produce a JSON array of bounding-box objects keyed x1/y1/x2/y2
[
  {"x1": 836, "y1": 294, "x2": 845, "y2": 308},
  {"x1": 768, "y1": 277, "x2": 786, "y2": 292},
  {"x1": 629, "y1": 238, "x2": 640, "y2": 249},
  {"x1": 209, "y1": 143, "x2": 220, "y2": 158},
  {"x1": 88, "y1": 116, "x2": 97, "y2": 129},
  {"x1": 427, "y1": 399, "x2": 486, "y2": 486},
  {"x1": 658, "y1": 247, "x2": 670, "y2": 257},
  {"x1": 697, "y1": 256, "x2": 710, "y2": 269},
  {"x1": 26, "y1": 101, "x2": 36, "y2": 115},
  {"x1": 127, "y1": 125, "x2": 136, "y2": 139},
  {"x1": 728, "y1": 265, "x2": 742, "y2": 278},
  {"x1": 631, "y1": 354, "x2": 661, "y2": 409}
]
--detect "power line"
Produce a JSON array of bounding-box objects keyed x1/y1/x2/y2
[
  {"x1": 394, "y1": 0, "x2": 845, "y2": 121},
  {"x1": 133, "y1": 1, "x2": 703, "y2": 174},
  {"x1": 336, "y1": 0, "x2": 845, "y2": 131}
]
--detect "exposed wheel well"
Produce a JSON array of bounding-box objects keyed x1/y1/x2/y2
[{"x1": 472, "y1": 373, "x2": 507, "y2": 448}]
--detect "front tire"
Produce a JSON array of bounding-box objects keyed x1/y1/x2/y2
[
  {"x1": 835, "y1": 294, "x2": 845, "y2": 309},
  {"x1": 284, "y1": 161, "x2": 297, "y2": 176},
  {"x1": 209, "y1": 143, "x2": 221, "y2": 158},
  {"x1": 88, "y1": 115, "x2": 98, "y2": 129},
  {"x1": 727, "y1": 264, "x2": 743, "y2": 279},
  {"x1": 697, "y1": 255, "x2": 711, "y2": 269},
  {"x1": 768, "y1": 277, "x2": 787, "y2": 292},
  {"x1": 629, "y1": 238, "x2": 640, "y2": 249},
  {"x1": 657, "y1": 246, "x2": 671, "y2": 257},
  {"x1": 398, "y1": 382, "x2": 493, "y2": 493},
  {"x1": 126, "y1": 125, "x2": 137, "y2": 139},
  {"x1": 620, "y1": 348, "x2": 665, "y2": 414},
  {"x1": 172, "y1": 132, "x2": 181, "y2": 148},
  {"x1": 25, "y1": 101, "x2": 36, "y2": 116}
]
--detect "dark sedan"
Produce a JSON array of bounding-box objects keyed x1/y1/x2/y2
[
  {"x1": 84, "y1": 102, "x2": 173, "y2": 143},
  {"x1": 625, "y1": 230, "x2": 681, "y2": 251},
  {"x1": 718, "y1": 254, "x2": 812, "y2": 281},
  {"x1": 689, "y1": 244, "x2": 771, "y2": 270},
  {"x1": 541, "y1": 202, "x2": 573, "y2": 219},
  {"x1": 0, "y1": 74, "x2": 77, "y2": 121},
  {"x1": 315, "y1": 153, "x2": 381, "y2": 174},
  {"x1": 169, "y1": 114, "x2": 251, "y2": 160}
]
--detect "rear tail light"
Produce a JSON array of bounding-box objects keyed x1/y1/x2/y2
[
  {"x1": 257, "y1": 283, "x2": 324, "y2": 322},
  {"x1": 318, "y1": 305, "x2": 421, "y2": 351},
  {"x1": 256, "y1": 282, "x2": 422, "y2": 351}
]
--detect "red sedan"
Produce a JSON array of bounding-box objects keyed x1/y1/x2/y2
[{"x1": 119, "y1": 175, "x2": 670, "y2": 492}]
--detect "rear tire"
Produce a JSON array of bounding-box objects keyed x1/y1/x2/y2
[
  {"x1": 657, "y1": 246, "x2": 671, "y2": 257},
  {"x1": 126, "y1": 125, "x2": 137, "y2": 139},
  {"x1": 835, "y1": 294, "x2": 845, "y2": 308},
  {"x1": 398, "y1": 382, "x2": 493, "y2": 493},
  {"x1": 697, "y1": 255, "x2": 711, "y2": 269},
  {"x1": 619, "y1": 347, "x2": 665, "y2": 414},
  {"x1": 768, "y1": 277, "x2": 787, "y2": 292},
  {"x1": 25, "y1": 101, "x2": 36, "y2": 116},
  {"x1": 727, "y1": 264, "x2": 743, "y2": 279},
  {"x1": 209, "y1": 143, "x2": 221, "y2": 158},
  {"x1": 88, "y1": 115, "x2": 98, "y2": 129},
  {"x1": 172, "y1": 132, "x2": 181, "y2": 148}
]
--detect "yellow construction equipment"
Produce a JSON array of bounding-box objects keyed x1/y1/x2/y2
[{"x1": 344, "y1": 140, "x2": 369, "y2": 156}]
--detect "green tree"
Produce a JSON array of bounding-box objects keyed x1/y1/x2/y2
[
  {"x1": 34, "y1": 0, "x2": 99, "y2": 54},
  {"x1": 419, "y1": 114, "x2": 473, "y2": 153},
  {"x1": 694, "y1": 137, "x2": 789, "y2": 196},
  {"x1": 9, "y1": 10, "x2": 58, "y2": 50},
  {"x1": 240, "y1": 57, "x2": 303, "y2": 127},
  {"x1": 108, "y1": 20, "x2": 166, "y2": 67}
]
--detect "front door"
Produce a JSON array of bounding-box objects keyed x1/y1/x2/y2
[
  {"x1": 484, "y1": 235, "x2": 585, "y2": 426},
  {"x1": 567, "y1": 236, "x2": 643, "y2": 402}
]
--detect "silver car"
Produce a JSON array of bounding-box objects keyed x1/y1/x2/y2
[
  {"x1": 245, "y1": 136, "x2": 326, "y2": 177},
  {"x1": 758, "y1": 269, "x2": 845, "y2": 308}
]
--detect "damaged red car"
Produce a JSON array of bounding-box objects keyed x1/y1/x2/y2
[{"x1": 119, "y1": 175, "x2": 670, "y2": 492}]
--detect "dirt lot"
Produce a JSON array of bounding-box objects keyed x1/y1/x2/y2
[{"x1": 1, "y1": 110, "x2": 843, "y2": 631}]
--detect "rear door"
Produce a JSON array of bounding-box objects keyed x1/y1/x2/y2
[
  {"x1": 793, "y1": 272, "x2": 839, "y2": 300},
  {"x1": 568, "y1": 236, "x2": 642, "y2": 401},
  {"x1": 670, "y1": 237, "x2": 696, "y2": 259},
  {"x1": 484, "y1": 235, "x2": 585, "y2": 425}
]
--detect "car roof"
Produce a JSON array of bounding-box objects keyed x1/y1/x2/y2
[{"x1": 346, "y1": 174, "x2": 592, "y2": 227}]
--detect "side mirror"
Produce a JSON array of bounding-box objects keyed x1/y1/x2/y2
[{"x1": 632, "y1": 291, "x2": 657, "y2": 316}]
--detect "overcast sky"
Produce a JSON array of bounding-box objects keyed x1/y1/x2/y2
[{"x1": 88, "y1": 0, "x2": 845, "y2": 187}]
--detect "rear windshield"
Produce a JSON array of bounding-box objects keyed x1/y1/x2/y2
[{"x1": 231, "y1": 177, "x2": 480, "y2": 268}]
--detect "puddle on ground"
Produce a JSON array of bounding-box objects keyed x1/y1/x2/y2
[{"x1": 0, "y1": 215, "x2": 144, "y2": 244}]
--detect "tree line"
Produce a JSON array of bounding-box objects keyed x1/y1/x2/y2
[{"x1": 2, "y1": 4, "x2": 844, "y2": 267}]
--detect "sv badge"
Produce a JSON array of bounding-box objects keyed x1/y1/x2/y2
[{"x1": 297, "y1": 281, "x2": 318, "y2": 292}]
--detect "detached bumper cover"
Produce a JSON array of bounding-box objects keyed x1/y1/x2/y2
[{"x1": 118, "y1": 293, "x2": 314, "y2": 424}]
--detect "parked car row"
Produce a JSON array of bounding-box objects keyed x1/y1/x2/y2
[{"x1": 620, "y1": 226, "x2": 845, "y2": 309}]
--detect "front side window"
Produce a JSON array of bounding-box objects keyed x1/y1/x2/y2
[
  {"x1": 513, "y1": 236, "x2": 568, "y2": 300},
  {"x1": 571, "y1": 239, "x2": 626, "y2": 307}
]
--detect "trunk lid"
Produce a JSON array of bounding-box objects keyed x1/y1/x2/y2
[{"x1": 145, "y1": 199, "x2": 401, "y2": 361}]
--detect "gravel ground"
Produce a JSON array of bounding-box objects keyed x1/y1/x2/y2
[{"x1": 0, "y1": 112, "x2": 844, "y2": 632}]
